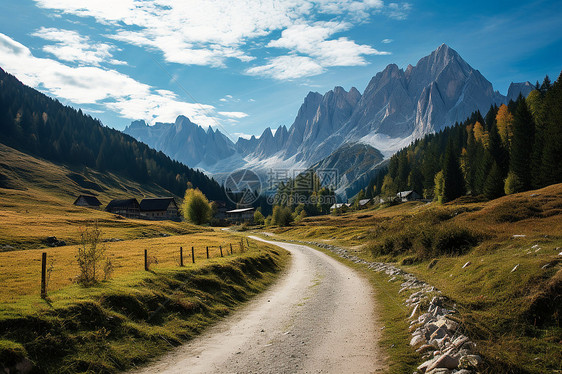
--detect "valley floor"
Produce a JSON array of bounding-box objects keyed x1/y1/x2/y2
[{"x1": 262, "y1": 184, "x2": 562, "y2": 373}]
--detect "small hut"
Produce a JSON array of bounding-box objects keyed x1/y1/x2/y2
[
  {"x1": 225, "y1": 207, "x2": 254, "y2": 224},
  {"x1": 73, "y1": 195, "x2": 102, "y2": 209},
  {"x1": 396, "y1": 190, "x2": 422, "y2": 202}
]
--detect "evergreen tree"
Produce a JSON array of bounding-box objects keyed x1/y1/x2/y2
[
  {"x1": 483, "y1": 161, "x2": 504, "y2": 200},
  {"x1": 510, "y1": 99, "x2": 535, "y2": 192},
  {"x1": 442, "y1": 143, "x2": 465, "y2": 202}
]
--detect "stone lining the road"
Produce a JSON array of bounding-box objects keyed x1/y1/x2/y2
[{"x1": 295, "y1": 240, "x2": 483, "y2": 374}]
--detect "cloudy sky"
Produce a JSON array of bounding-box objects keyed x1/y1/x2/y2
[{"x1": 0, "y1": 0, "x2": 560, "y2": 140}]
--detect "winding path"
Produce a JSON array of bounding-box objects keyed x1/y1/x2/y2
[{"x1": 132, "y1": 236, "x2": 385, "y2": 374}]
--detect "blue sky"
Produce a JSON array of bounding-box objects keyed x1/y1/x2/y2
[{"x1": 0, "y1": 0, "x2": 560, "y2": 141}]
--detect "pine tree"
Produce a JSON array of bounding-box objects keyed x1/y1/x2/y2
[
  {"x1": 510, "y1": 99, "x2": 535, "y2": 192},
  {"x1": 442, "y1": 143, "x2": 465, "y2": 202},
  {"x1": 483, "y1": 161, "x2": 504, "y2": 200}
]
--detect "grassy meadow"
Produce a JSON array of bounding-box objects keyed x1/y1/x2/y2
[
  {"x1": 265, "y1": 184, "x2": 562, "y2": 373},
  {"x1": 0, "y1": 145, "x2": 290, "y2": 373}
]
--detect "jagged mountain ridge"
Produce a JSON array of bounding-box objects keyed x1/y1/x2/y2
[{"x1": 123, "y1": 44, "x2": 534, "y2": 195}]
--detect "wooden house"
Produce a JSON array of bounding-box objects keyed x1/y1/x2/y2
[
  {"x1": 105, "y1": 198, "x2": 140, "y2": 219},
  {"x1": 225, "y1": 207, "x2": 254, "y2": 224},
  {"x1": 358, "y1": 198, "x2": 371, "y2": 209},
  {"x1": 139, "y1": 198, "x2": 179, "y2": 220},
  {"x1": 329, "y1": 203, "x2": 350, "y2": 212},
  {"x1": 73, "y1": 195, "x2": 102, "y2": 209},
  {"x1": 396, "y1": 190, "x2": 422, "y2": 202}
]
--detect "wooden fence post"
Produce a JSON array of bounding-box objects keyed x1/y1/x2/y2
[
  {"x1": 41, "y1": 252, "x2": 47, "y2": 299},
  {"x1": 230, "y1": 243, "x2": 233, "y2": 255},
  {"x1": 192, "y1": 246, "x2": 195, "y2": 264},
  {"x1": 144, "y1": 249, "x2": 148, "y2": 271},
  {"x1": 180, "y1": 246, "x2": 184, "y2": 267},
  {"x1": 220, "y1": 245, "x2": 223, "y2": 257},
  {"x1": 206, "y1": 246, "x2": 209, "y2": 259}
]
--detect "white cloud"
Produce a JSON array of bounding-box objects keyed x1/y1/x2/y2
[
  {"x1": 31, "y1": 27, "x2": 124, "y2": 66},
  {"x1": 247, "y1": 21, "x2": 389, "y2": 79},
  {"x1": 219, "y1": 94, "x2": 240, "y2": 103},
  {"x1": 382, "y1": 38, "x2": 393, "y2": 43},
  {"x1": 234, "y1": 132, "x2": 254, "y2": 140},
  {"x1": 33, "y1": 0, "x2": 405, "y2": 79},
  {"x1": 385, "y1": 3, "x2": 411, "y2": 20},
  {"x1": 0, "y1": 33, "x2": 216, "y2": 127},
  {"x1": 246, "y1": 55, "x2": 325, "y2": 80},
  {"x1": 218, "y1": 111, "x2": 249, "y2": 119}
]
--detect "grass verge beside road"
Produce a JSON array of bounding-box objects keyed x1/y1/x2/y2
[
  {"x1": 0, "y1": 240, "x2": 289, "y2": 373},
  {"x1": 263, "y1": 184, "x2": 562, "y2": 373}
]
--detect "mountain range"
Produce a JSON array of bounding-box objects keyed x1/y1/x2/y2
[{"x1": 124, "y1": 44, "x2": 534, "y2": 199}]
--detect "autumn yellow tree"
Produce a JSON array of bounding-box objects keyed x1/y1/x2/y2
[
  {"x1": 181, "y1": 188, "x2": 212, "y2": 225},
  {"x1": 496, "y1": 104, "x2": 513, "y2": 147},
  {"x1": 472, "y1": 121, "x2": 489, "y2": 147}
]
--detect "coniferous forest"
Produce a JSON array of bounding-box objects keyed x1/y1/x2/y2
[
  {"x1": 0, "y1": 68, "x2": 226, "y2": 200},
  {"x1": 373, "y1": 73, "x2": 562, "y2": 202}
]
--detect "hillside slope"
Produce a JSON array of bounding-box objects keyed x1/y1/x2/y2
[
  {"x1": 268, "y1": 184, "x2": 562, "y2": 373},
  {"x1": 0, "y1": 68, "x2": 225, "y2": 201},
  {"x1": 0, "y1": 143, "x2": 203, "y2": 250}
]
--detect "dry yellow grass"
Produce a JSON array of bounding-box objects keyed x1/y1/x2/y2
[
  {"x1": 0, "y1": 231, "x2": 251, "y2": 303},
  {"x1": 0, "y1": 143, "x2": 203, "y2": 249},
  {"x1": 0, "y1": 144, "x2": 254, "y2": 303},
  {"x1": 268, "y1": 184, "x2": 562, "y2": 373}
]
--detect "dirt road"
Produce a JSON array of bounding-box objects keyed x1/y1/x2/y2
[{"x1": 132, "y1": 236, "x2": 385, "y2": 374}]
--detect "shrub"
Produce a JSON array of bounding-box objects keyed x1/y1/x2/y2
[
  {"x1": 272, "y1": 206, "x2": 293, "y2": 226},
  {"x1": 76, "y1": 223, "x2": 111, "y2": 286},
  {"x1": 433, "y1": 225, "x2": 478, "y2": 256},
  {"x1": 370, "y1": 237, "x2": 395, "y2": 257},
  {"x1": 253, "y1": 210, "x2": 265, "y2": 225}
]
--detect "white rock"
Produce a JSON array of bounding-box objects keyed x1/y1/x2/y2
[
  {"x1": 417, "y1": 357, "x2": 437, "y2": 372},
  {"x1": 410, "y1": 334, "x2": 425, "y2": 347},
  {"x1": 427, "y1": 354, "x2": 459, "y2": 371},
  {"x1": 410, "y1": 304, "x2": 420, "y2": 319}
]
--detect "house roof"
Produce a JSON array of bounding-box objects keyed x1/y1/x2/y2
[
  {"x1": 358, "y1": 198, "x2": 371, "y2": 206},
  {"x1": 105, "y1": 198, "x2": 139, "y2": 211},
  {"x1": 74, "y1": 194, "x2": 101, "y2": 206},
  {"x1": 226, "y1": 207, "x2": 254, "y2": 214},
  {"x1": 397, "y1": 190, "x2": 414, "y2": 198},
  {"x1": 139, "y1": 197, "x2": 176, "y2": 212},
  {"x1": 330, "y1": 203, "x2": 350, "y2": 209}
]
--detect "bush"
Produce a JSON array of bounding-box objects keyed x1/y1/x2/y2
[
  {"x1": 272, "y1": 206, "x2": 293, "y2": 226},
  {"x1": 181, "y1": 188, "x2": 212, "y2": 225},
  {"x1": 368, "y1": 224, "x2": 479, "y2": 260},
  {"x1": 76, "y1": 223, "x2": 111, "y2": 286},
  {"x1": 433, "y1": 226, "x2": 478, "y2": 256},
  {"x1": 253, "y1": 210, "x2": 265, "y2": 225}
]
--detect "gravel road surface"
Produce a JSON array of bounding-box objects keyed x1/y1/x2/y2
[{"x1": 132, "y1": 236, "x2": 385, "y2": 374}]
